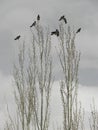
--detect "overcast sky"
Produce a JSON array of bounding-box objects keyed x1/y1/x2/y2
[
  {"x1": 0, "y1": 0, "x2": 98, "y2": 129},
  {"x1": 0, "y1": 0, "x2": 98, "y2": 85}
]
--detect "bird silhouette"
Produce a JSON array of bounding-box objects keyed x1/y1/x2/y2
[
  {"x1": 14, "y1": 35, "x2": 21, "y2": 40},
  {"x1": 51, "y1": 29, "x2": 59, "y2": 36},
  {"x1": 76, "y1": 28, "x2": 81, "y2": 33},
  {"x1": 30, "y1": 21, "x2": 36, "y2": 27},
  {"x1": 37, "y1": 14, "x2": 40, "y2": 21},
  {"x1": 59, "y1": 15, "x2": 67, "y2": 24}
]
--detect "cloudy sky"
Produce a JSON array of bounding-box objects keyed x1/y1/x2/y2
[{"x1": 0, "y1": 0, "x2": 98, "y2": 129}]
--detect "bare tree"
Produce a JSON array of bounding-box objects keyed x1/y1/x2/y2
[
  {"x1": 89, "y1": 100, "x2": 98, "y2": 130},
  {"x1": 31, "y1": 21, "x2": 53, "y2": 130},
  {"x1": 4, "y1": 19, "x2": 53, "y2": 130},
  {"x1": 57, "y1": 23, "x2": 82, "y2": 130}
]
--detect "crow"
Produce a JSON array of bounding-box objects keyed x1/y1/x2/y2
[
  {"x1": 55, "y1": 29, "x2": 59, "y2": 36},
  {"x1": 76, "y1": 28, "x2": 81, "y2": 33},
  {"x1": 59, "y1": 15, "x2": 67, "y2": 24},
  {"x1": 14, "y1": 35, "x2": 21, "y2": 40},
  {"x1": 30, "y1": 21, "x2": 36, "y2": 27},
  {"x1": 37, "y1": 14, "x2": 40, "y2": 21},
  {"x1": 51, "y1": 29, "x2": 59, "y2": 36}
]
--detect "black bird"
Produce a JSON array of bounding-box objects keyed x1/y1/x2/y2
[
  {"x1": 59, "y1": 15, "x2": 67, "y2": 24},
  {"x1": 14, "y1": 35, "x2": 21, "y2": 40},
  {"x1": 51, "y1": 29, "x2": 59, "y2": 36},
  {"x1": 55, "y1": 29, "x2": 59, "y2": 36},
  {"x1": 76, "y1": 28, "x2": 81, "y2": 33},
  {"x1": 37, "y1": 14, "x2": 40, "y2": 21},
  {"x1": 30, "y1": 21, "x2": 36, "y2": 27}
]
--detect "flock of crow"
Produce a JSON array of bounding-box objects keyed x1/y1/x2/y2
[{"x1": 14, "y1": 14, "x2": 81, "y2": 40}]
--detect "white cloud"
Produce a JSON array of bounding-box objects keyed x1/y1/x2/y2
[
  {"x1": 0, "y1": 72, "x2": 97, "y2": 129},
  {"x1": 50, "y1": 81, "x2": 98, "y2": 129},
  {"x1": 0, "y1": 71, "x2": 13, "y2": 129},
  {"x1": 78, "y1": 84, "x2": 98, "y2": 111}
]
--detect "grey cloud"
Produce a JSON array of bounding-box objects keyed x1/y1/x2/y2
[
  {"x1": 79, "y1": 68, "x2": 98, "y2": 86},
  {"x1": 0, "y1": 0, "x2": 98, "y2": 86},
  {"x1": 0, "y1": 29, "x2": 14, "y2": 74}
]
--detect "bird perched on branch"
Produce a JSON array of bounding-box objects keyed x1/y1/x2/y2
[
  {"x1": 14, "y1": 35, "x2": 21, "y2": 40},
  {"x1": 30, "y1": 21, "x2": 36, "y2": 27},
  {"x1": 76, "y1": 28, "x2": 81, "y2": 33},
  {"x1": 59, "y1": 15, "x2": 67, "y2": 24},
  {"x1": 37, "y1": 14, "x2": 40, "y2": 21},
  {"x1": 51, "y1": 29, "x2": 59, "y2": 36}
]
